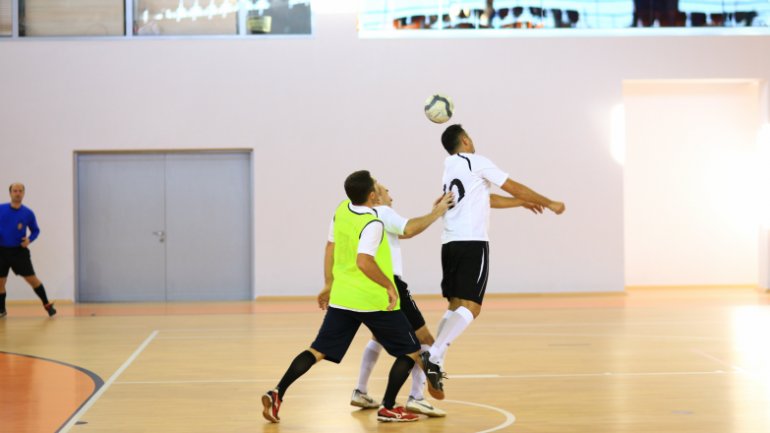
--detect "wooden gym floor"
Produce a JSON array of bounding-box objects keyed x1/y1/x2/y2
[{"x1": 1, "y1": 288, "x2": 769, "y2": 433}]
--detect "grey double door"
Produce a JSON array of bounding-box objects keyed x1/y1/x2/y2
[{"x1": 77, "y1": 152, "x2": 252, "y2": 302}]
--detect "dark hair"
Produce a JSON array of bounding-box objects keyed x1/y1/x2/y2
[
  {"x1": 9, "y1": 183, "x2": 24, "y2": 193},
  {"x1": 344, "y1": 170, "x2": 376, "y2": 205},
  {"x1": 441, "y1": 124, "x2": 465, "y2": 154}
]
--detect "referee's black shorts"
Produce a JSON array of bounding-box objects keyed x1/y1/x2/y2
[
  {"x1": 0, "y1": 247, "x2": 36, "y2": 278},
  {"x1": 441, "y1": 241, "x2": 489, "y2": 305},
  {"x1": 311, "y1": 306, "x2": 420, "y2": 364},
  {"x1": 395, "y1": 276, "x2": 426, "y2": 331}
]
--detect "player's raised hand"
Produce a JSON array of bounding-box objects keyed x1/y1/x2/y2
[{"x1": 433, "y1": 192, "x2": 454, "y2": 216}]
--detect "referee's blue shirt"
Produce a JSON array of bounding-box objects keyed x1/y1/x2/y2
[{"x1": 0, "y1": 204, "x2": 40, "y2": 247}]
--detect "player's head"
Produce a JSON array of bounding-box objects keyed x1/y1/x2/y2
[
  {"x1": 441, "y1": 124, "x2": 474, "y2": 155},
  {"x1": 9, "y1": 183, "x2": 25, "y2": 203},
  {"x1": 375, "y1": 183, "x2": 393, "y2": 207},
  {"x1": 344, "y1": 170, "x2": 377, "y2": 205}
]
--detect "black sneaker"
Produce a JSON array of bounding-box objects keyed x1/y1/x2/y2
[
  {"x1": 420, "y1": 352, "x2": 446, "y2": 400},
  {"x1": 44, "y1": 303, "x2": 57, "y2": 317},
  {"x1": 0, "y1": 311, "x2": 6, "y2": 318}
]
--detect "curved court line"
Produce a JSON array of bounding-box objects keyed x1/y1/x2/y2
[
  {"x1": 442, "y1": 399, "x2": 516, "y2": 433},
  {"x1": 272, "y1": 394, "x2": 517, "y2": 432},
  {"x1": 0, "y1": 351, "x2": 105, "y2": 433}
]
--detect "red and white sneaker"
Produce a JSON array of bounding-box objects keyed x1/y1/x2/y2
[
  {"x1": 377, "y1": 405, "x2": 419, "y2": 422},
  {"x1": 261, "y1": 389, "x2": 282, "y2": 423},
  {"x1": 44, "y1": 303, "x2": 57, "y2": 317}
]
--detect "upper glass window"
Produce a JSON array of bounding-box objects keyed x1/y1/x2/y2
[
  {"x1": 134, "y1": 0, "x2": 311, "y2": 36},
  {"x1": 359, "y1": 0, "x2": 770, "y2": 32},
  {"x1": 4, "y1": 0, "x2": 311, "y2": 37},
  {"x1": 1, "y1": 0, "x2": 10, "y2": 36},
  {"x1": 20, "y1": 0, "x2": 125, "y2": 36}
]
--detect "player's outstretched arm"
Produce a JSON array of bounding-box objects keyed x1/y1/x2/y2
[
  {"x1": 501, "y1": 179, "x2": 565, "y2": 215},
  {"x1": 490, "y1": 194, "x2": 544, "y2": 213},
  {"x1": 401, "y1": 192, "x2": 454, "y2": 239}
]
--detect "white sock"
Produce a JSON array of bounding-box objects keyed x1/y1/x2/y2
[
  {"x1": 410, "y1": 344, "x2": 431, "y2": 399},
  {"x1": 356, "y1": 340, "x2": 382, "y2": 394},
  {"x1": 435, "y1": 310, "x2": 453, "y2": 338},
  {"x1": 428, "y1": 307, "x2": 474, "y2": 365},
  {"x1": 433, "y1": 310, "x2": 454, "y2": 364}
]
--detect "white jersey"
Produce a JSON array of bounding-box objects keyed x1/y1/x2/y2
[
  {"x1": 373, "y1": 205, "x2": 408, "y2": 277},
  {"x1": 442, "y1": 153, "x2": 508, "y2": 243},
  {"x1": 327, "y1": 205, "x2": 407, "y2": 276}
]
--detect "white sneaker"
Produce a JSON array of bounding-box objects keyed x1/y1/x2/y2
[
  {"x1": 406, "y1": 396, "x2": 446, "y2": 417},
  {"x1": 350, "y1": 389, "x2": 379, "y2": 409}
]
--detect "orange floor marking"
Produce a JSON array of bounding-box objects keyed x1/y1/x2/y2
[{"x1": 0, "y1": 352, "x2": 102, "y2": 433}]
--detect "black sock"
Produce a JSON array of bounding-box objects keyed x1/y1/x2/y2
[
  {"x1": 382, "y1": 355, "x2": 415, "y2": 409},
  {"x1": 0, "y1": 292, "x2": 6, "y2": 312},
  {"x1": 33, "y1": 284, "x2": 50, "y2": 305},
  {"x1": 276, "y1": 350, "x2": 317, "y2": 400}
]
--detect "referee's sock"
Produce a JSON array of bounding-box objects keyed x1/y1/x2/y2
[
  {"x1": 33, "y1": 284, "x2": 50, "y2": 306},
  {"x1": 0, "y1": 292, "x2": 6, "y2": 312},
  {"x1": 429, "y1": 306, "x2": 474, "y2": 365},
  {"x1": 275, "y1": 350, "x2": 317, "y2": 400},
  {"x1": 382, "y1": 354, "x2": 415, "y2": 409}
]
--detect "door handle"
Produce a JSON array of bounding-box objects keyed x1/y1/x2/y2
[{"x1": 152, "y1": 230, "x2": 166, "y2": 243}]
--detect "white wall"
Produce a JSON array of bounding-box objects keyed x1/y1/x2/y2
[
  {"x1": 1, "y1": 10, "x2": 769, "y2": 301},
  {"x1": 624, "y1": 80, "x2": 762, "y2": 286},
  {"x1": 760, "y1": 118, "x2": 770, "y2": 291},
  {"x1": 761, "y1": 229, "x2": 770, "y2": 291}
]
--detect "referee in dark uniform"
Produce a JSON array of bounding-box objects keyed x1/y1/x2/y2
[{"x1": 0, "y1": 183, "x2": 56, "y2": 318}]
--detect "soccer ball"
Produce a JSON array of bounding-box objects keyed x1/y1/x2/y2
[{"x1": 424, "y1": 94, "x2": 454, "y2": 124}]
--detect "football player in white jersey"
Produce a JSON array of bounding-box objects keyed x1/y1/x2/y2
[
  {"x1": 321, "y1": 183, "x2": 453, "y2": 416},
  {"x1": 421, "y1": 124, "x2": 566, "y2": 398},
  {"x1": 348, "y1": 183, "x2": 453, "y2": 417}
]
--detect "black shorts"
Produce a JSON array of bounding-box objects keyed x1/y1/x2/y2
[
  {"x1": 395, "y1": 276, "x2": 426, "y2": 331},
  {"x1": 0, "y1": 247, "x2": 36, "y2": 278},
  {"x1": 311, "y1": 307, "x2": 420, "y2": 364},
  {"x1": 441, "y1": 241, "x2": 489, "y2": 305}
]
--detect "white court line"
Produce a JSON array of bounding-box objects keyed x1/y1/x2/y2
[
  {"x1": 443, "y1": 371, "x2": 729, "y2": 379},
  {"x1": 117, "y1": 378, "x2": 276, "y2": 385},
  {"x1": 155, "y1": 330, "x2": 726, "y2": 342},
  {"x1": 158, "y1": 328, "x2": 254, "y2": 332},
  {"x1": 443, "y1": 399, "x2": 516, "y2": 433},
  {"x1": 472, "y1": 321, "x2": 727, "y2": 328},
  {"x1": 152, "y1": 392, "x2": 514, "y2": 433},
  {"x1": 115, "y1": 370, "x2": 728, "y2": 385},
  {"x1": 158, "y1": 327, "x2": 315, "y2": 333},
  {"x1": 468, "y1": 332, "x2": 724, "y2": 341},
  {"x1": 692, "y1": 349, "x2": 745, "y2": 372},
  {"x1": 59, "y1": 330, "x2": 159, "y2": 433},
  {"x1": 155, "y1": 335, "x2": 285, "y2": 340},
  {"x1": 159, "y1": 320, "x2": 727, "y2": 332}
]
